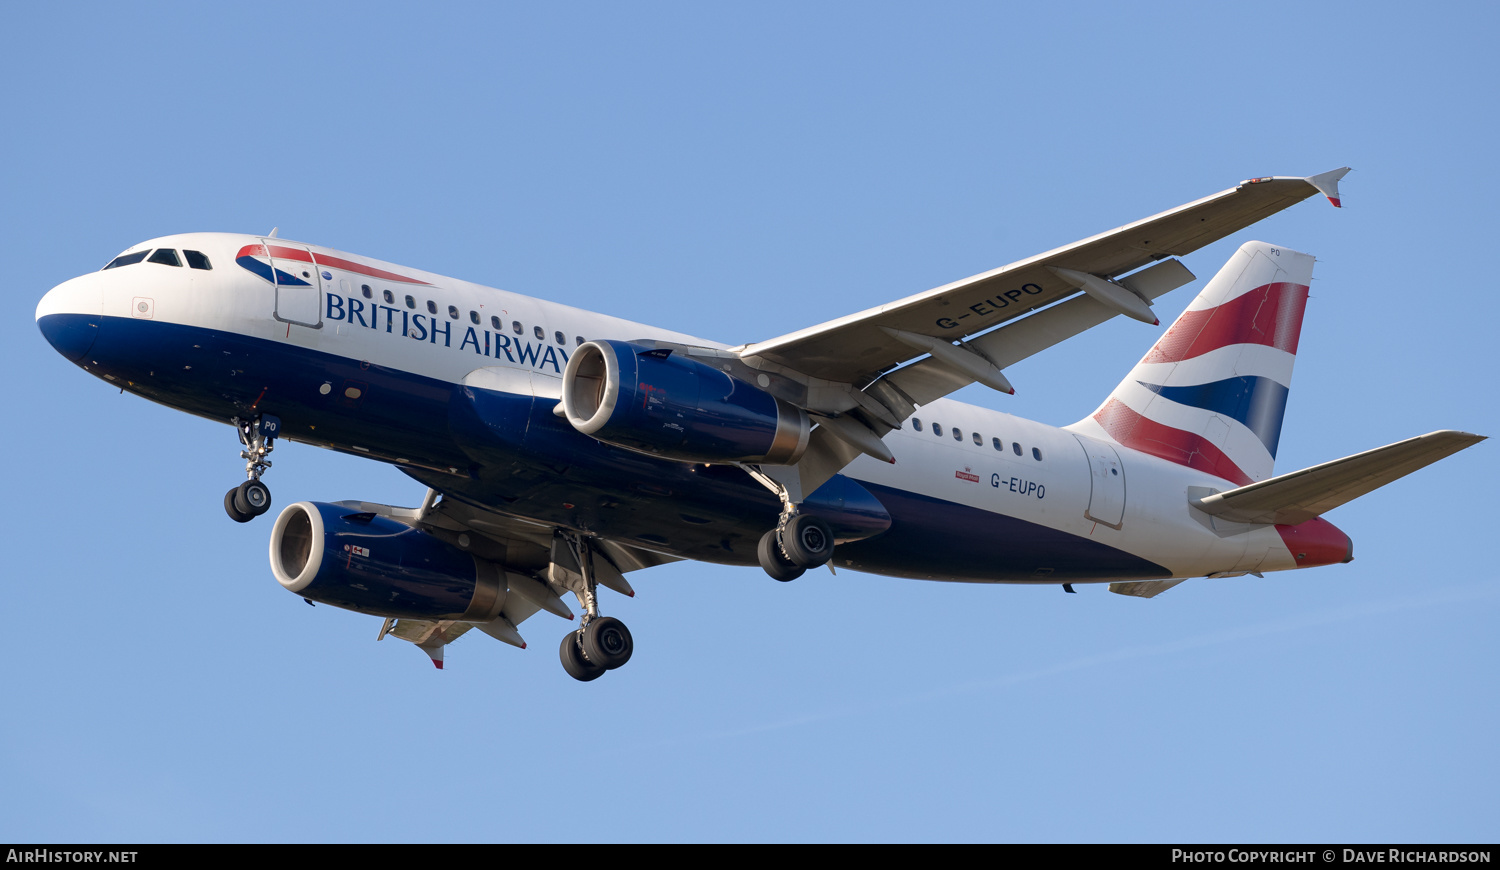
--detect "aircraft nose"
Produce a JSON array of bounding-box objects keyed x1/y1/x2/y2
[{"x1": 36, "y1": 273, "x2": 105, "y2": 362}]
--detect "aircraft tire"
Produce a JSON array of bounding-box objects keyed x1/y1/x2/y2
[
  {"x1": 581, "y1": 616, "x2": 633, "y2": 670},
  {"x1": 783, "y1": 515, "x2": 834, "y2": 569},
  {"x1": 234, "y1": 480, "x2": 272, "y2": 517},
  {"x1": 560, "y1": 631, "x2": 605, "y2": 682},
  {"x1": 224, "y1": 488, "x2": 253, "y2": 523},
  {"x1": 757, "y1": 529, "x2": 805, "y2": 582}
]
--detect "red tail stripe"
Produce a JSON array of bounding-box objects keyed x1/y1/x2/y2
[
  {"x1": 1143, "y1": 282, "x2": 1308, "y2": 364},
  {"x1": 1093, "y1": 399, "x2": 1253, "y2": 486}
]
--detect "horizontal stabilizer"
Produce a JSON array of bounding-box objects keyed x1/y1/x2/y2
[
  {"x1": 1191, "y1": 430, "x2": 1485, "y2": 525},
  {"x1": 388, "y1": 620, "x2": 473, "y2": 669},
  {"x1": 1109, "y1": 579, "x2": 1188, "y2": 598}
]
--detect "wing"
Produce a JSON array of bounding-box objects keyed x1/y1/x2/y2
[
  {"x1": 343, "y1": 492, "x2": 680, "y2": 668},
  {"x1": 737, "y1": 168, "x2": 1349, "y2": 388},
  {"x1": 715, "y1": 169, "x2": 1350, "y2": 498}
]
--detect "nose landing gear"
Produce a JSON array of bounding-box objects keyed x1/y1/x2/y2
[{"x1": 224, "y1": 414, "x2": 279, "y2": 523}]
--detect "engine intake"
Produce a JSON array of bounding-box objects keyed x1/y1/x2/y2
[
  {"x1": 268, "y1": 502, "x2": 504, "y2": 621},
  {"x1": 562, "y1": 340, "x2": 809, "y2": 464}
]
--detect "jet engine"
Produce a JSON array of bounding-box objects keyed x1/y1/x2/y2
[
  {"x1": 561, "y1": 340, "x2": 810, "y2": 464},
  {"x1": 268, "y1": 502, "x2": 504, "y2": 621}
]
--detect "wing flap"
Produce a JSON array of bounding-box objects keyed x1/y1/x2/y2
[
  {"x1": 1191, "y1": 430, "x2": 1486, "y2": 525},
  {"x1": 882, "y1": 257, "x2": 1196, "y2": 407}
]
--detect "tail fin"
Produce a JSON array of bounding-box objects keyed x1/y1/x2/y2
[{"x1": 1075, "y1": 241, "x2": 1315, "y2": 485}]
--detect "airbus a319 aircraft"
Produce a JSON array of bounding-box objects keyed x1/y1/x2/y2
[{"x1": 36, "y1": 168, "x2": 1484, "y2": 680}]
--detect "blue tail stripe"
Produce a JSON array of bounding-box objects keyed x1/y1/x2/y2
[{"x1": 1138, "y1": 376, "x2": 1289, "y2": 457}]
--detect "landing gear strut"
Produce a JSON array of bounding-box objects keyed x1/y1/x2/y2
[
  {"x1": 744, "y1": 466, "x2": 835, "y2": 581},
  {"x1": 224, "y1": 414, "x2": 279, "y2": 523},
  {"x1": 554, "y1": 531, "x2": 635, "y2": 681}
]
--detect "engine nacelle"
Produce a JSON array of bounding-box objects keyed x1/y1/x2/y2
[
  {"x1": 562, "y1": 340, "x2": 810, "y2": 464},
  {"x1": 268, "y1": 502, "x2": 504, "y2": 621}
]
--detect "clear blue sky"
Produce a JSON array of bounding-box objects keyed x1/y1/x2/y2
[{"x1": 2, "y1": 1, "x2": 1495, "y2": 843}]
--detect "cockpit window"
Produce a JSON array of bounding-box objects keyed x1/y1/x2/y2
[
  {"x1": 147, "y1": 248, "x2": 182, "y2": 267},
  {"x1": 184, "y1": 250, "x2": 212, "y2": 270},
  {"x1": 103, "y1": 250, "x2": 150, "y2": 270}
]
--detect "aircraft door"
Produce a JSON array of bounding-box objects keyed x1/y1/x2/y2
[
  {"x1": 1074, "y1": 434, "x2": 1126, "y2": 529},
  {"x1": 264, "y1": 240, "x2": 323, "y2": 328}
]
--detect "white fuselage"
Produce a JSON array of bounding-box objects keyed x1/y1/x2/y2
[{"x1": 38, "y1": 231, "x2": 1310, "y2": 584}]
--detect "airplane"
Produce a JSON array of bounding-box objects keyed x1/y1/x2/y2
[{"x1": 35, "y1": 168, "x2": 1485, "y2": 680}]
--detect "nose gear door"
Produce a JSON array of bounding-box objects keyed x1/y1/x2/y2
[{"x1": 263, "y1": 240, "x2": 323, "y2": 328}]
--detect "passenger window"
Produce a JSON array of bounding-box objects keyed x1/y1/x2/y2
[
  {"x1": 953, "y1": 428, "x2": 963, "y2": 442},
  {"x1": 512, "y1": 321, "x2": 523, "y2": 335},
  {"x1": 912, "y1": 418, "x2": 923, "y2": 432},
  {"x1": 184, "y1": 250, "x2": 213, "y2": 270},
  {"x1": 1012, "y1": 442, "x2": 1022, "y2": 456},
  {"x1": 384, "y1": 289, "x2": 394, "y2": 304},
  {"x1": 491, "y1": 315, "x2": 502, "y2": 330},
  {"x1": 104, "y1": 251, "x2": 150, "y2": 270},
  {"x1": 933, "y1": 423, "x2": 943, "y2": 437},
  {"x1": 534, "y1": 326, "x2": 545, "y2": 340},
  {"x1": 447, "y1": 305, "x2": 459, "y2": 320},
  {"x1": 972, "y1": 432, "x2": 981, "y2": 446},
  {"x1": 1032, "y1": 447, "x2": 1043, "y2": 461},
  {"x1": 147, "y1": 248, "x2": 182, "y2": 267},
  {"x1": 992, "y1": 437, "x2": 1003, "y2": 451},
  {"x1": 576, "y1": 336, "x2": 585, "y2": 346},
  {"x1": 555, "y1": 331, "x2": 565, "y2": 345},
  {"x1": 405, "y1": 295, "x2": 416, "y2": 309},
  {"x1": 470, "y1": 310, "x2": 480, "y2": 325},
  {"x1": 360, "y1": 284, "x2": 372, "y2": 298},
  {"x1": 426, "y1": 300, "x2": 437, "y2": 315}
]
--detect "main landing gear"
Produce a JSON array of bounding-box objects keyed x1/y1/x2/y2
[
  {"x1": 744, "y1": 467, "x2": 835, "y2": 582},
  {"x1": 559, "y1": 617, "x2": 634, "y2": 682},
  {"x1": 554, "y1": 531, "x2": 635, "y2": 682},
  {"x1": 224, "y1": 414, "x2": 280, "y2": 523}
]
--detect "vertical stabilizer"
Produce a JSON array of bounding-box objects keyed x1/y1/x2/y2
[{"x1": 1072, "y1": 241, "x2": 1315, "y2": 484}]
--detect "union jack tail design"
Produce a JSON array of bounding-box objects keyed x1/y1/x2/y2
[{"x1": 1076, "y1": 241, "x2": 1315, "y2": 485}]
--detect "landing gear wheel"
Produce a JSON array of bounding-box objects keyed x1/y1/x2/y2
[
  {"x1": 783, "y1": 514, "x2": 834, "y2": 568},
  {"x1": 224, "y1": 488, "x2": 253, "y2": 523},
  {"x1": 581, "y1": 616, "x2": 633, "y2": 670},
  {"x1": 758, "y1": 529, "x2": 805, "y2": 582},
  {"x1": 560, "y1": 631, "x2": 605, "y2": 682},
  {"x1": 233, "y1": 480, "x2": 272, "y2": 517}
]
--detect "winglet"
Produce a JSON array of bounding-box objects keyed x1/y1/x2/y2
[
  {"x1": 416, "y1": 637, "x2": 446, "y2": 669},
  {"x1": 1306, "y1": 167, "x2": 1351, "y2": 208}
]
